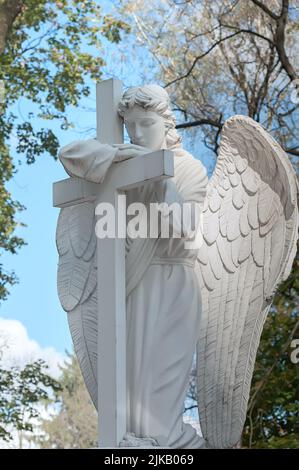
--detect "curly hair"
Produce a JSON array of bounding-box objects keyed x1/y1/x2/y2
[{"x1": 118, "y1": 84, "x2": 182, "y2": 150}]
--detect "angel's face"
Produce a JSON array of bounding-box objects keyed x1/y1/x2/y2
[{"x1": 124, "y1": 105, "x2": 167, "y2": 150}]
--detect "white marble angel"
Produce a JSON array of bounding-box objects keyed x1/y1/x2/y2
[{"x1": 56, "y1": 84, "x2": 298, "y2": 449}]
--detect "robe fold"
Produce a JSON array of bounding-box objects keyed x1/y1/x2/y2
[{"x1": 59, "y1": 139, "x2": 208, "y2": 448}]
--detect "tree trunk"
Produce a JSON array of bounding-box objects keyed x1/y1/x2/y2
[
  {"x1": 275, "y1": 10, "x2": 297, "y2": 83},
  {"x1": 0, "y1": 0, "x2": 23, "y2": 55}
]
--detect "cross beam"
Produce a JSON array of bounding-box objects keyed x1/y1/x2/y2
[{"x1": 53, "y1": 78, "x2": 174, "y2": 448}]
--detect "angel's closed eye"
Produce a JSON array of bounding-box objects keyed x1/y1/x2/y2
[{"x1": 140, "y1": 119, "x2": 155, "y2": 127}]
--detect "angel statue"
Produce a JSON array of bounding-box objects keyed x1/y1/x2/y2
[{"x1": 56, "y1": 84, "x2": 298, "y2": 449}]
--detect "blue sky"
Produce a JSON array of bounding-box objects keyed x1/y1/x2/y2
[
  {"x1": 1, "y1": 145, "x2": 72, "y2": 352},
  {"x1": 0, "y1": 1, "x2": 149, "y2": 355},
  {"x1": 0, "y1": 1, "x2": 212, "y2": 358}
]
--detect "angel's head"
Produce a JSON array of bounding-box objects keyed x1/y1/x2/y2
[{"x1": 118, "y1": 84, "x2": 182, "y2": 151}]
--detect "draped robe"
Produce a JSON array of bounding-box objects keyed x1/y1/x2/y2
[{"x1": 59, "y1": 140, "x2": 208, "y2": 448}]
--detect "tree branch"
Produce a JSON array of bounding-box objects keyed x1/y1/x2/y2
[
  {"x1": 224, "y1": 4, "x2": 297, "y2": 87},
  {"x1": 286, "y1": 147, "x2": 299, "y2": 157},
  {"x1": 165, "y1": 31, "x2": 245, "y2": 88},
  {"x1": 278, "y1": 105, "x2": 299, "y2": 118},
  {"x1": 274, "y1": 0, "x2": 297, "y2": 83},
  {"x1": 220, "y1": 24, "x2": 274, "y2": 45},
  {"x1": 176, "y1": 118, "x2": 222, "y2": 130},
  {"x1": 183, "y1": 404, "x2": 198, "y2": 413},
  {"x1": 213, "y1": 118, "x2": 223, "y2": 154},
  {"x1": 250, "y1": 0, "x2": 279, "y2": 20}
]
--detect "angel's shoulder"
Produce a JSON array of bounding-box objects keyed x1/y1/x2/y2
[{"x1": 174, "y1": 149, "x2": 208, "y2": 188}]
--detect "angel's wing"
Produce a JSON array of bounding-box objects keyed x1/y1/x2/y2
[
  {"x1": 195, "y1": 115, "x2": 298, "y2": 448},
  {"x1": 56, "y1": 202, "x2": 98, "y2": 407}
]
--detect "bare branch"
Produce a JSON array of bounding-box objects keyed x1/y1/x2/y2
[
  {"x1": 278, "y1": 105, "x2": 299, "y2": 118},
  {"x1": 286, "y1": 147, "x2": 299, "y2": 157},
  {"x1": 223, "y1": 5, "x2": 297, "y2": 88},
  {"x1": 255, "y1": 47, "x2": 277, "y2": 120},
  {"x1": 220, "y1": 23, "x2": 274, "y2": 45},
  {"x1": 21, "y1": 26, "x2": 57, "y2": 55},
  {"x1": 219, "y1": 42, "x2": 251, "y2": 112},
  {"x1": 274, "y1": 0, "x2": 297, "y2": 82},
  {"x1": 220, "y1": 0, "x2": 241, "y2": 17},
  {"x1": 165, "y1": 31, "x2": 245, "y2": 88},
  {"x1": 185, "y1": 23, "x2": 221, "y2": 42},
  {"x1": 176, "y1": 118, "x2": 222, "y2": 130},
  {"x1": 249, "y1": 0, "x2": 279, "y2": 20},
  {"x1": 183, "y1": 404, "x2": 198, "y2": 413},
  {"x1": 213, "y1": 118, "x2": 223, "y2": 154}
]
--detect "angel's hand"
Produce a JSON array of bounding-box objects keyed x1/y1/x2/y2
[{"x1": 112, "y1": 144, "x2": 151, "y2": 162}]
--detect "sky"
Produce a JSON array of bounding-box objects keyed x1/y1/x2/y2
[
  {"x1": 0, "y1": 1, "x2": 211, "y2": 370},
  {"x1": 0, "y1": 1, "x2": 144, "y2": 361},
  {"x1": 0, "y1": 1, "x2": 170, "y2": 367}
]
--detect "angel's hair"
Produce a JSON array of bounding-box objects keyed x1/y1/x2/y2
[{"x1": 118, "y1": 84, "x2": 182, "y2": 150}]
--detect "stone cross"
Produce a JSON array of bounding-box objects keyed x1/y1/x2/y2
[{"x1": 53, "y1": 79, "x2": 174, "y2": 447}]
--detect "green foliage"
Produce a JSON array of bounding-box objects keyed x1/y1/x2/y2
[
  {"x1": 0, "y1": 130, "x2": 25, "y2": 300},
  {"x1": 0, "y1": 358, "x2": 61, "y2": 444},
  {"x1": 102, "y1": 15, "x2": 130, "y2": 43},
  {"x1": 36, "y1": 352, "x2": 97, "y2": 449},
  {"x1": 243, "y1": 250, "x2": 299, "y2": 448},
  {"x1": 0, "y1": 0, "x2": 129, "y2": 301}
]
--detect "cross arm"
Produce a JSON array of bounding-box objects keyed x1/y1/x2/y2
[{"x1": 53, "y1": 149, "x2": 174, "y2": 208}]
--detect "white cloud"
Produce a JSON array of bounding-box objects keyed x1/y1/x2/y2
[
  {"x1": 0, "y1": 318, "x2": 67, "y2": 448},
  {"x1": 0, "y1": 317, "x2": 65, "y2": 378},
  {"x1": 183, "y1": 416, "x2": 202, "y2": 437}
]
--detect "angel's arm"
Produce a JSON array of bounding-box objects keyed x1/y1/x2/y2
[
  {"x1": 59, "y1": 141, "x2": 153, "y2": 184},
  {"x1": 59, "y1": 139, "x2": 118, "y2": 183},
  {"x1": 153, "y1": 156, "x2": 208, "y2": 237}
]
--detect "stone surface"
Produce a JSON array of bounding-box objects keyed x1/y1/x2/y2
[
  {"x1": 119, "y1": 433, "x2": 160, "y2": 448},
  {"x1": 54, "y1": 82, "x2": 299, "y2": 449}
]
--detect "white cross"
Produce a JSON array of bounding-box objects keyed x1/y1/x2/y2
[{"x1": 53, "y1": 79, "x2": 174, "y2": 447}]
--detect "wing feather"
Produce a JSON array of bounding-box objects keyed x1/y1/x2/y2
[
  {"x1": 196, "y1": 115, "x2": 298, "y2": 448},
  {"x1": 56, "y1": 201, "x2": 98, "y2": 407}
]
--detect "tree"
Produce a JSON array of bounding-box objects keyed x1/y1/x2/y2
[
  {"x1": 36, "y1": 352, "x2": 97, "y2": 448},
  {"x1": 0, "y1": 0, "x2": 129, "y2": 301},
  {"x1": 118, "y1": 0, "x2": 299, "y2": 448},
  {"x1": 120, "y1": 0, "x2": 298, "y2": 166},
  {"x1": 0, "y1": 357, "x2": 61, "y2": 447},
  {"x1": 242, "y1": 249, "x2": 299, "y2": 448}
]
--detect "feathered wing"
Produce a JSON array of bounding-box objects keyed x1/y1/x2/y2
[
  {"x1": 195, "y1": 115, "x2": 298, "y2": 449},
  {"x1": 56, "y1": 202, "x2": 98, "y2": 407}
]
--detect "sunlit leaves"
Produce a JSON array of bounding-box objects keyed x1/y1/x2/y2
[
  {"x1": 0, "y1": 358, "x2": 61, "y2": 442},
  {"x1": 0, "y1": 0, "x2": 128, "y2": 300}
]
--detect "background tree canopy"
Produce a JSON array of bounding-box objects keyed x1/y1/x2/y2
[
  {"x1": 0, "y1": 348, "x2": 61, "y2": 446},
  {"x1": 0, "y1": 0, "x2": 129, "y2": 300},
  {"x1": 34, "y1": 353, "x2": 97, "y2": 449},
  {"x1": 120, "y1": 0, "x2": 298, "y2": 168}
]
